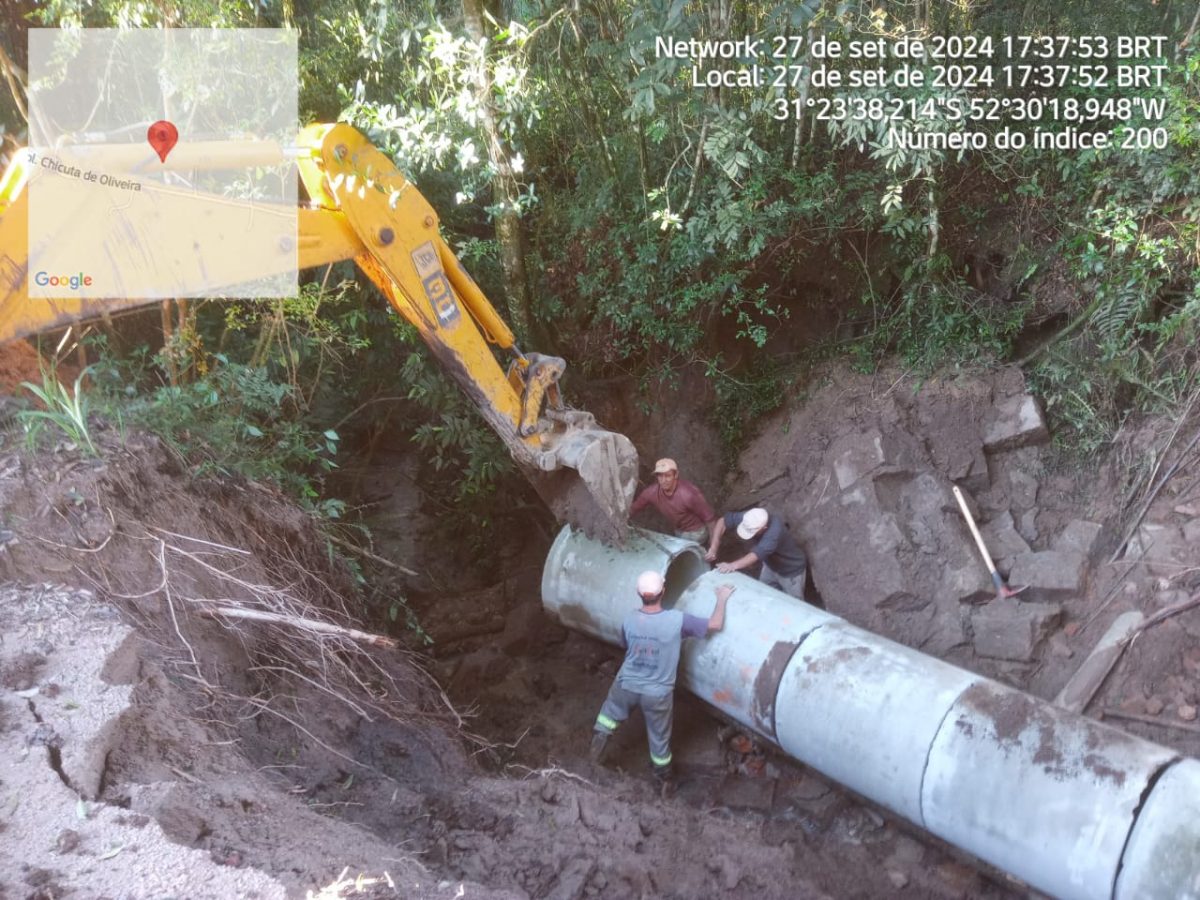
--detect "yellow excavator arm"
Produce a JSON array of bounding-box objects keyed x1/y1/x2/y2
[{"x1": 0, "y1": 124, "x2": 637, "y2": 542}]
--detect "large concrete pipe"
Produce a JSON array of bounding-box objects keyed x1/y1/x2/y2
[
  {"x1": 541, "y1": 527, "x2": 709, "y2": 645},
  {"x1": 542, "y1": 525, "x2": 1199, "y2": 900}
]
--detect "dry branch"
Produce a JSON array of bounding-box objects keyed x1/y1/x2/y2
[
  {"x1": 1110, "y1": 404, "x2": 1200, "y2": 563},
  {"x1": 147, "y1": 526, "x2": 252, "y2": 554},
  {"x1": 1123, "y1": 592, "x2": 1200, "y2": 645},
  {"x1": 194, "y1": 601, "x2": 397, "y2": 647},
  {"x1": 326, "y1": 533, "x2": 418, "y2": 577},
  {"x1": 103, "y1": 526, "x2": 475, "y2": 760}
]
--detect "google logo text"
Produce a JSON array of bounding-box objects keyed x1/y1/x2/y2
[{"x1": 34, "y1": 271, "x2": 93, "y2": 290}]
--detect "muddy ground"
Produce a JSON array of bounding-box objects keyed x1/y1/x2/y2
[{"x1": 3, "y1": 360, "x2": 1200, "y2": 898}]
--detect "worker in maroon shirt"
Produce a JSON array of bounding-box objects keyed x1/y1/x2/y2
[{"x1": 630, "y1": 458, "x2": 718, "y2": 544}]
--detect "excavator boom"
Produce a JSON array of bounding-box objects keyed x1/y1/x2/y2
[{"x1": 0, "y1": 125, "x2": 636, "y2": 541}]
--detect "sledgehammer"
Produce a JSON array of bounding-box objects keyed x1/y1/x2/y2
[{"x1": 952, "y1": 485, "x2": 1027, "y2": 600}]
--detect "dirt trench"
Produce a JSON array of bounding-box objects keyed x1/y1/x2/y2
[
  {"x1": 397, "y1": 359, "x2": 1200, "y2": 899},
  {"x1": 0, "y1": 422, "x2": 1029, "y2": 899}
]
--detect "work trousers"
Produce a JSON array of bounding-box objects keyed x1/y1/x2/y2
[
  {"x1": 594, "y1": 681, "x2": 674, "y2": 768},
  {"x1": 760, "y1": 559, "x2": 806, "y2": 601}
]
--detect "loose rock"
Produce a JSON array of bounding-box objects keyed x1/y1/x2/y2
[
  {"x1": 980, "y1": 511, "x2": 1031, "y2": 573},
  {"x1": 53, "y1": 830, "x2": 80, "y2": 854},
  {"x1": 971, "y1": 600, "x2": 1063, "y2": 662},
  {"x1": 1008, "y1": 550, "x2": 1088, "y2": 596},
  {"x1": 886, "y1": 869, "x2": 909, "y2": 889},
  {"x1": 1126, "y1": 524, "x2": 1191, "y2": 576},
  {"x1": 1052, "y1": 520, "x2": 1103, "y2": 560},
  {"x1": 983, "y1": 394, "x2": 1049, "y2": 452}
]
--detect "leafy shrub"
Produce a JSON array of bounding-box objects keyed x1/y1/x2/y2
[
  {"x1": 851, "y1": 273, "x2": 1027, "y2": 374},
  {"x1": 18, "y1": 367, "x2": 98, "y2": 457},
  {"x1": 708, "y1": 354, "x2": 795, "y2": 459},
  {"x1": 90, "y1": 345, "x2": 341, "y2": 509}
]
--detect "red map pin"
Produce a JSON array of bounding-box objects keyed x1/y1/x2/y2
[{"x1": 147, "y1": 120, "x2": 178, "y2": 162}]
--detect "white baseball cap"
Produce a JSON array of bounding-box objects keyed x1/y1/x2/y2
[
  {"x1": 737, "y1": 508, "x2": 769, "y2": 540},
  {"x1": 636, "y1": 570, "x2": 665, "y2": 597},
  {"x1": 654, "y1": 458, "x2": 678, "y2": 474}
]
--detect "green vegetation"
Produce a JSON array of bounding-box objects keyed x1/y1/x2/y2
[
  {"x1": 89, "y1": 343, "x2": 345, "y2": 512},
  {"x1": 709, "y1": 354, "x2": 796, "y2": 460},
  {"x1": 5, "y1": 0, "x2": 1200, "y2": 534},
  {"x1": 18, "y1": 367, "x2": 98, "y2": 457}
]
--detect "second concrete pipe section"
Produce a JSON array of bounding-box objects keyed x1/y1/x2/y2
[{"x1": 542, "y1": 525, "x2": 1200, "y2": 900}]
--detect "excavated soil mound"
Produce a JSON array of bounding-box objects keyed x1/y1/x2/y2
[
  {"x1": 0, "y1": 339, "x2": 79, "y2": 395},
  {"x1": 0, "y1": 433, "x2": 476, "y2": 897}
]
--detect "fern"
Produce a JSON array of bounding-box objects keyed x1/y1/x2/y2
[{"x1": 1090, "y1": 284, "x2": 1147, "y2": 341}]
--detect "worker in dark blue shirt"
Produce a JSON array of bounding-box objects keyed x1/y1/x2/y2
[{"x1": 706, "y1": 507, "x2": 809, "y2": 602}]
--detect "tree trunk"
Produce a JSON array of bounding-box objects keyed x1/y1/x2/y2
[
  {"x1": 461, "y1": 0, "x2": 535, "y2": 343},
  {"x1": 1180, "y1": 2, "x2": 1200, "y2": 49},
  {"x1": 0, "y1": 42, "x2": 27, "y2": 123},
  {"x1": 160, "y1": 300, "x2": 178, "y2": 386}
]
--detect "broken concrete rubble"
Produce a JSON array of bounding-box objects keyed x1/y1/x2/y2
[
  {"x1": 1008, "y1": 550, "x2": 1088, "y2": 597},
  {"x1": 1052, "y1": 520, "x2": 1103, "y2": 561},
  {"x1": 983, "y1": 394, "x2": 1049, "y2": 452},
  {"x1": 971, "y1": 600, "x2": 1063, "y2": 661},
  {"x1": 979, "y1": 511, "x2": 1031, "y2": 574}
]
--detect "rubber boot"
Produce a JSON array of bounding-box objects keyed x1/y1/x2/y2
[
  {"x1": 652, "y1": 763, "x2": 676, "y2": 799},
  {"x1": 589, "y1": 731, "x2": 610, "y2": 764}
]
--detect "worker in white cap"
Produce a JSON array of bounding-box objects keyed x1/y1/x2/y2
[
  {"x1": 590, "y1": 569, "x2": 734, "y2": 796},
  {"x1": 629, "y1": 458, "x2": 717, "y2": 544},
  {"x1": 706, "y1": 507, "x2": 809, "y2": 602}
]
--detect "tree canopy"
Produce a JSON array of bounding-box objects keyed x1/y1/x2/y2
[{"x1": 4, "y1": 0, "x2": 1200, "y2": 505}]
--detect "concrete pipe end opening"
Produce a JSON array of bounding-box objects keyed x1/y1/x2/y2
[
  {"x1": 541, "y1": 526, "x2": 709, "y2": 642},
  {"x1": 661, "y1": 549, "x2": 709, "y2": 609}
]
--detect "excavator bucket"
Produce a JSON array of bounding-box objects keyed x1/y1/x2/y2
[{"x1": 525, "y1": 411, "x2": 639, "y2": 545}]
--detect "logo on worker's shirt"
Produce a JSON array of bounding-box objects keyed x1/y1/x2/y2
[{"x1": 411, "y1": 242, "x2": 460, "y2": 329}]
